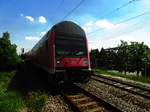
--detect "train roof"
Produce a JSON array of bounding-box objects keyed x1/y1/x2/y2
[{"x1": 52, "y1": 21, "x2": 86, "y2": 38}]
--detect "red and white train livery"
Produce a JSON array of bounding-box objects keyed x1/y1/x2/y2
[{"x1": 29, "y1": 21, "x2": 91, "y2": 82}]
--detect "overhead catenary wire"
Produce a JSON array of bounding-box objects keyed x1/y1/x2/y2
[
  {"x1": 89, "y1": 16, "x2": 150, "y2": 48},
  {"x1": 60, "y1": 0, "x2": 140, "y2": 22},
  {"x1": 50, "y1": 0, "x2": 65, "y2": 23},
  {"x1": 47, "y1": 0, "x2": 140, "y2": 32},
  {"x1": 55, "y1": 0, "x2": 65, "y2": 11},
  {"x1": 40, "y1": 0, "x2": 65, "y2": 35},
  {"x1": 86, "y1": 0, "x2": 142, "y2": 35},
  {"x1": 40, "y1": 0, "x2": 143, "y2": 38},
  {"x1": 97, "y1": 0, "x2": 141, "y2": 19},
  {"x1": 83, "y1": 0, "x2": 141, "y2": 31},
  {"x1": 88, "y1": 10, "x2": 150, "y2": 35},
  {"x1": 109, "y1": 18, "x2": 150, "y2": 39},
  {"x1": 118, "y1": 11, "x2": 150, "y2": 24},
  {"x1": 61, "y1": 0, "x2": 85, "y2": 20}
]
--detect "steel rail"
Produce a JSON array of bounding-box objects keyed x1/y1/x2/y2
[
  {"x1": 60, "y1": 83, "x2": 123, "y2": 112},
  {"x1": 92, "y1": 74, "x2": 150, "y2": 99}
]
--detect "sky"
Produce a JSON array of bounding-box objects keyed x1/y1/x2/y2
[{"x1": 0, "y1": 0, "x2": 150, "y2": 53}]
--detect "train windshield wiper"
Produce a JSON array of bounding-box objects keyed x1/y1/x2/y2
[{"x1": 75, "y1": 51, "x2": 84, "y2": 56}]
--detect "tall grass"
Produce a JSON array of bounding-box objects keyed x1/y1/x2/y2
[
  {"x1": 0, "y1": 71, "x2": 25, "y2": 112},
  {"x1": 0, "y1": 91, "x2": 25, "y2": 112}
]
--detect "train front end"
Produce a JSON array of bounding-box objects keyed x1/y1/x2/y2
[{"x1": 54, "y1": 21, "x2": 91, "y2": 82}]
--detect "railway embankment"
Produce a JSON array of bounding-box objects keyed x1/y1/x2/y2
[
  {"x1": 100, "y1": 73, "x2": 150, "y2": 88},
  {"x1": 93, "y1": 69, "x2": 150, "y2": 88}
]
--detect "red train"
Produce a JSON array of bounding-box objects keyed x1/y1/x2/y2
[{"x1": 29, "y1": 21, "x2": 91, "y2": 82}]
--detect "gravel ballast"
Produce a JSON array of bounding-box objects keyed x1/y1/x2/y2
[
  {"x1": 42, "y1": 95, "x2": 71, "y2": 112},
  {"x1": 76, "y1": 79, "x2": 150, "y2": 112}
]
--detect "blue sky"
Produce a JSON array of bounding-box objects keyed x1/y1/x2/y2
[{"x1": 0, "y1": 0, "x2": 150, "y2": 53}]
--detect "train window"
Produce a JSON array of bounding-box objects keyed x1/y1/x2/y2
[{"x1": 55, "y1": 38, "x2": 87, "y2": 57}]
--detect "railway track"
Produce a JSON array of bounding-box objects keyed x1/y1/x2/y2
[
  {"x1": 60, "y1": 83, "x2": 123, "y2": 112},
  {"x1": 91, "y1": 74, "x2": 150, "y2": 99}
]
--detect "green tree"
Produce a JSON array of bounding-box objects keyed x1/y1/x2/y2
[
  {"x1": 143, "y1": 49, "x2": 150, "y2": 77},
  {"x1": 99, "y1": 48, "x2": 107, "y2": 68},
  {"x1": 99, "y1": 48, "x2": 116, "y2": 69},
  {"x1": 89, "y1": 40, "x2": 150, "y2": 77},
  {"x1": 0, "y1": 32, "x2": 21, "y2": 71},
  {"x1": 116, "y1": 41, "x2": 130, "y2": 73},
  {"x1": 129, "y1": 42, "x2": 148, "y2": 75},
  {"x1": 117, "y1": 41, "x2": 149, "y2": 76},
  {"x1": 90, "y1": 49, "x2": 99, "y2": 68}
]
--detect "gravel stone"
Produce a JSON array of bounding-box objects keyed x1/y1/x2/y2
[
  {"x1": 76, "y1": 79, "x2": 150, "y2": 112},
  {"x1": 41, "y1": 95, "x2": 71, "y2": 112}
]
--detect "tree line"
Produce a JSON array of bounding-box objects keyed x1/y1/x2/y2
[
  {"x1": 90, "y1": 41, "x2": 150, "y2": 77},
  {"x1": 0, "y1": 32, "x2": 21, "y2": 71}
]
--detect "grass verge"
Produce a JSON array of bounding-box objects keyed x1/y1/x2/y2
[
  {"x1": 0, "y1": 71, "x2": 25, "y2": 112},
  {"x1": 0, "y1": 91, "x2": 25, "y2": 112},
  {"x1": 0, "y1": 71, "x2": 48, "y2": 112},
  {"x1": 92, "y1": 68, "x2": 150, "y2": 84}
]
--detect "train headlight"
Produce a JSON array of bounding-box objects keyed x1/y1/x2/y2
[
  {"x1": 83, "y1": 59, "x2": 88, "y2": 66},
  {"x1": 57, "y1": 61, "x2": 60, "y2": 64},
  {"x1": 56, "y1": 60, "x2": 61, "y2": 67}
]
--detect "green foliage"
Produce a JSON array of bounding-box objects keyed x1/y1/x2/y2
[
  {"x1": 116, "y1": 41, "x2": 129, "y2": 72},
  {"x1": 0, "y1": 32, "x2": 21, "y2": 71},
  {"x1": 0, "y1": 71, "x2": 16, "y2": 88},
  {"x1": 0, "y1": 71, "x2": 48, "y2": 112},
  {"x1": 117, "y1": 41, "x2": 149, "y2": 75},
  {"x1": 0, "y1": 71, "x2": 25, "y2": 112},
  {"x1": 93, "y1": 69, "x2": 150, "y2": 83},
  {"x1": 25, "y1": 91, "x2": 48, "y2": 112},
  {"x1": 0, "y1": 91, "x2": 25, "y2": 112},
  {"x1": 90, "y1": 49, "x2": 99, "y2": 67},
  {"x1": 90, "y1": 41, "x2": 150, "y2": 77}
]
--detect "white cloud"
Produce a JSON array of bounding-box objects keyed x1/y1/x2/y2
[
  {"x1": 82, "y1": 21, "x2": 95, "y2": 32},
  {"x1": 82, "y1": 21, "x2": 95, "y2": 33},
  {"x1": 88, "y1": 28, "x2": 150, "y2": 50},
  {"x1": 88, "y1": 39, "x2": 115, "y2": 50},
  {"x1": 95, "y1": 20, "x2": 114, "y2": 29},
  {"x1": 40, "y1": 32, "x2": 46, "y2": 36},
  {"x1": 84, "y1": 21, "x2": 94, "y2": 26},
  {"x1": 83, "y1": 26, "x2": 92, "y2": 32},
  {"x1": 110, "y1": 30, "x2": 150, "y2": 46},
  {"x1": 20, "y1": 14, "x2": 34, "y2": 22},
  {"x1": 88, "y1": 40, "x2": 101, "y2": 50},
  {"x1": 39, "y1": 16, "x2": 47, "y2": 23},
  {"x1": 25, "y1": 36, "x2": 40, "y2": 41},
  {"x1": 82, "y1": 19, "x2": 127, "y2": 34},
  {"x1": 25, "y1": 16, "x2": 34, "y2": 22}
]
